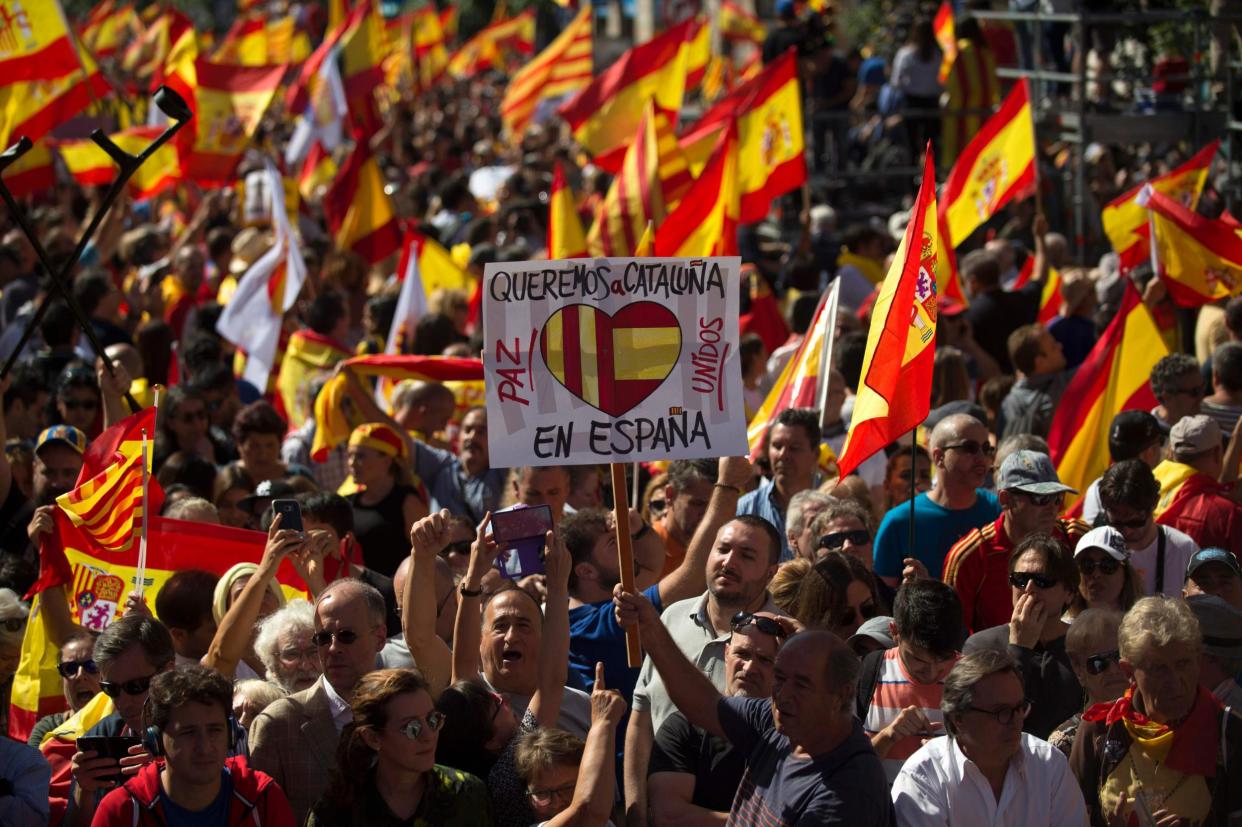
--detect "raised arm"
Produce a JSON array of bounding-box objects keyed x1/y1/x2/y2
[
  {"x1": 405, "y1": 509, "x2": 456, "y2": 695},
  {"x1": 202, "y1": 515, "x2": 300, "y2": 678},
  {"x1": 96, "y1": 356, "x2": 132, "y2": 428},
  {"x1": 545, "y1": 662, "x2": 627, "y2": 827},
  {"x1": 614, "y1": 587, "x2": 725, "y2": 739},
  {"x1": 656, "y1": 455, "x2": 752, "y2": 605},
  {"x1": 1031, "y1": 213, "x2": 1050, "y2": 286},
  {"x1": 449, "y1": 513, "x2": 502, "y2": 684},
  {"x1": 529, "y1": 529, "x2": 570, "y2": 729},
  {"x1": 28, "y1": 506, "x2": 81, "y2": 647}
]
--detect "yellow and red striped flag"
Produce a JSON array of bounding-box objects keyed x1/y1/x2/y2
[
  {"x1": 180, "y1": 60, "x2": 286, "y2": 186},
  {"x1": 548, "y1": 161, "x2": 588, "y2": 259},
  {"x1": 411, "y1": 5, "x2": 451, "y2": 93},
  {"x1": 322, "y1": 138, "x2": 401, "y2": 265},
  {"x1": 941, "y1": 33, "x2": 1000, "y2": 164},
  {"x1": 684, "y1": 17, "x2": 710, "y2": 90},
  {"x1": 939, "y1": 78, "x2": 1035, "y2": 247},
  {"x1": 6, "y1": 0, "x2": 90, "y2": 82},
  {"x1": 654, "y1": 122, "x2": 739, "y2": 258},
  {"x1": 721, "y1": 2, "x2": 767, "y2": 43},
  {"x1": 4, "y1": 139, "x2": 54, "y2": 198},
  {"x1": 0, "y1": 42, "x2": 111, "y2": 148},
  {"x1": 55, "y1": 448, "x2": 145, "y2": 553},
  {"x1": 1141, "y1": 183, "x2": 1242, "y2": 307},
  {"x1": 501, "y1": 5, "x2": 593, "y2": 140},
  {"x1": 447, "y1": 10, "x2": 536, "y2": 79},
  {"x1": 586, "y1": 101, "x2": 666, "y2": 257},
  {"x1": 1048, "y1": 284, "x2": 1167, "y2": 507},
  {"x1": 213, "y1": 12, "x2": 267, "y2": 65},
  {"x1": 558, "y1": 18, "x2": 694, "y2": 173},
  {"x1": 933, "y1": 0, "x2": 957, "y2": 83},
  {"x1": 837, "y1": 151, "x2": 943, "y2": 478},
  {"x1": 83, "y1": 2, "x2": 143, "y2": 60},
  {"x1": 54, "y1": 127, "x2": 180, "y2": 200},
  {"x1": 340, "y1": 0, "x2": 389, "y2": 103}
]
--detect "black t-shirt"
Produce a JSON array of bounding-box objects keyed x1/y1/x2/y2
[
  {"x1": 348, "y1": 484, "x2": 418, "y2": 578},
  {"x1": 649, "y1": 709, "x2": 745, "y2": 813},
  {"x1": 965, "y1": 284, "x2": 1041, "y2": 373},
  {"x1": 0, "y1": 483, "x2": 33, "y2": 559}
]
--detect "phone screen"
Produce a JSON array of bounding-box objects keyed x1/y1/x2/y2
[
  {"x1": 491, "y1": 505, "x2": 553, "y2": 543},
  {"x1": 272, "y1": 499, "x2": 303, "y2": 532}
]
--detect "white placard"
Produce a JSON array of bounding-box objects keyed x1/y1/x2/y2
[{"x1": 483, "y1": 257, "x2": 747, "y2": 467}]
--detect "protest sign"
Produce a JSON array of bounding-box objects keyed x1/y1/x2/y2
[{"x1": 483, "y1": 256, "x2": 747, "y2": 467}]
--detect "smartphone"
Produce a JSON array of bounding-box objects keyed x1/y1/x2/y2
[
  {"x1": 78, "y1": 735, "x2": 141, "y2": 786},
  {"x1": 272, "y1": 499, "x2": 303, "y2": 533},
  {"x1": 490, "y1": 504, "x2": 553, "y2": 544}
]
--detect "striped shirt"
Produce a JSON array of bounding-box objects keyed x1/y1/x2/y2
[{"x1": 862, "y1": 648, "x2": 957, "y2": 783}]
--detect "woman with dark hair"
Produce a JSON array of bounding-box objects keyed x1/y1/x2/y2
[
  {"x1": 227, "y1": 400, "x2": 306, "y2": 484},
  {"x1": 213, "y1": 462, "x2": 255, "y2": 529},
  {"x1": 963, "y1": 533, "x2": 1083, "y2": 739},
  {"x1": 1066, "y1": 526, "x2": 1142, "y2": 619},
  {"x1": 346, "y1": 422, "x2": 429, "y2": 577},
  {"x1": 50, "y1": 362, "x2": 101, "y2": 437},
  {"x1": 307, "y1": 668, "x2": 491, "y2": 825},
  {"x1": 892, "y1": 16, "x2": 943, "y2": 161},
  {"x1": 793, "y1": 550, "x2": 883, "y2": 638},
  {"x1": 154, "y1": 385, "x2": 236, "y2": 469}
]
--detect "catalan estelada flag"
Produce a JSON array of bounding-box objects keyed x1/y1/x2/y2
[
  {"x1": 654, "y1": 122, "x2": 739, "y2": 258},
  {"x1": 548, "y1": 161, "x2": 588, "y2": 259},
  {"x1": 837, "y1": 151, "x2": 942, "y2": 478},
  {"x1": 321, "y1": 137, "x2": 401, "y2": 265},
  {"x1": 1141, "y1": 183, "x2": 1242, "y2": 307},
  {"x1": 447, "y1": 10, "x2": 535, "y2": 79},
  {"x1": 55, "y1": 127, "x2": 180, "y2": 200},
  {"x1": 586, "y1": 101, "x2": 665, "y2": 257},
  {"x1": 0, "y1": 42, "x2": 111, "y2": 148},
  {"x1": 501, "y1": 5, "x2": 593, "y2": 140},
  {"x1": 0, "y1": 0, "x2": 82, "y2": 82},
  {"x1": 721, "y1": 2, "x2": 767, "y2": 44},
  {"x1": 933, "y1": 0, "x2": 957, "y2": 83},
  {"x1": 558, "y1": 18, "x2": 694, "y2": 173},
  {"x1": 180, "y1": 60, "x2": 286, "y2": 186},
  {"x1": 939, "y1": 78, "x2": 1035, "y2": 247},
  {"x1": 1047, "y1": 284, "x2": 1166, "y2": 507},
  {"x1": 1102, "y1": 139, "x2": 1217, "y2": 267}
]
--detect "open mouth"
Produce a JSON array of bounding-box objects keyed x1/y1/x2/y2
[{"x1": 501, "y1": 648, "x2": 523, "y2": 665}]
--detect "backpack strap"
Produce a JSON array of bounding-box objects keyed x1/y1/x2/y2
[{"x1": 855, "y1": 649, "x2": 885, "y2": 721}]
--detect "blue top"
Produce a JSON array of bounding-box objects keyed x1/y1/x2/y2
[
  {"x1": 873, "y1": 490, "x2": 1001, "y2": 580},
  {"x1": 568, "y1": 583, "x2": 663, "y2": 701},
  {"x1": 718, "y1": 696, "x2": 895, "y2": 826},
  {"x1": 737, "y1": 478, "x2": 793, "y2": 562},
  {"x1": 160, "y1": 771, "x2": 233, "y2": 827},
  {"x1": 411, "y1": 441, "x2": 507, "y2": 526}
]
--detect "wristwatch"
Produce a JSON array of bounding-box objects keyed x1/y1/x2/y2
[{"x1": 460, "y1": 583, "x2": 483, "y2": 598}]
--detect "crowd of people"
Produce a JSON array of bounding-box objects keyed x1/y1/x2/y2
[{"x1": 0, "y1": 0, "x2": 1237, "y2": 826}]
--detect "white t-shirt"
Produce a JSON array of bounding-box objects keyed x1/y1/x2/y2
[
  {"x1": 1080, "y1": 478, "x2": 1103, "y2": 527},
  {"x1": 1129, "y1": 525, "x2": 1198, "y2": 596}
]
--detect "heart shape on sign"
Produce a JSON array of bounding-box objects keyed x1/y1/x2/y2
[{"x1": 539, "y1": 302, "x2": 683, "y2": 417}]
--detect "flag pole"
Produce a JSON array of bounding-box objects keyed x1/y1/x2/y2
[
  {"x1": 610, "y1": 462, "x2": 642, "y2": 667},
  {"x1": 815, "y1": 279, "x2": 842, "y2": 417},
  {"x1": 631, "y1": 462, "x2": 640, "y2": 511},
  {"x1": 134, "y1": 427, "x2": 150, "y2": 600},
  {"x1": 907, "y1": 427, "x2": 916, "y2": 561}
]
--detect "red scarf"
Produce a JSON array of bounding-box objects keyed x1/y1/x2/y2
[{"x1": 1083, "y1": 685, "x2": 1223, "y2": 777}]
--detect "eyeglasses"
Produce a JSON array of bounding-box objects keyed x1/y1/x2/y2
[
  {"x1": 527, "y1": 782, "x2": 576, "y2": 807},
  {"x1": 398, "y1": 710, "x2": 446, "y2": 740},
  {"x1": 731, "y1": 612, "x2": 786, "y2": 640},
  {"x1": 490, "y1": 692, "x2": 508, "y2": 722},
  {"x1": 278, "y1": 646, "x2": 319, "y2": 663},
  {"x1": 1009, "y1": 571, "x2": 1057, "y2": 590},
  {"x1": 943, "y1": 440, "x2": 995, "y2": 457},
  {"x1": 1078, "y1": 557, "x2": 1121, "y2": 576},
  {"x1": 62, "y1": 399, "x2": 98, "y2": 411},
  {"x1": 311, "y1": 629, "x2": 360, "y2": 648},
  {"x1": 1, "y1": 617, "x2": 24, "y2": 632},
  {"x1": 1106, "y1": 513, "x2": 1149, "y2": 531},
  {"x1": 1085, "y1": 650, "x2": 1120, "y2": 676},
  {"x1": 57, "y1": 659, "x2": 99, "y2": 678},
  {"x1": 818, "y1": 530, "x2": 870, "y2": 550},
  {"x1": 100, "y1": 674, "x2": 156, "y2": 698},
  {"x1": 967, "y1": 699, "x2": 1031, "y2": 725},
  {"x1": 1013, "y1": 490, "x2": 1063, "y2": 508}
]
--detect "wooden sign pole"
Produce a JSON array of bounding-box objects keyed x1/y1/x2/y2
[{"x1": 610, "y1": 462, "x2": 643, "y2": 667}]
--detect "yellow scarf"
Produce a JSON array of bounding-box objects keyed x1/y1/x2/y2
[
  {"x1": 836, "y1": 250, "x2": 885, "y2": 285},
  {"x1": 1152, "y1": 459, "x2": 1200, "y2": 519}
]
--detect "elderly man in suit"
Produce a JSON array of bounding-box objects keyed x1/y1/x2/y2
[{"x1": 249, "y1": 578, "x2": 388, "y2": 823}]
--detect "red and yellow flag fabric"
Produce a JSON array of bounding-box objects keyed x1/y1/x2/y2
[
  {"x1": 4, "y1": 138, "x2": 54, "y2": 198},
  {"x1": 312, "y1": 355, "x2": 485, "y2": 461},
  {"x1": 276, "y1": 329, "x2": 352, "y2": 429},
  {"x1": 0, "y1": 42, "x2": 110, "y2": 148},
  {"x1": 416, "y1": 230, "x2": 476, "y2": 297},
  {"x1": 679, "y1": 48, "x2": 806, "y2": 223},
  {"x1": 548, "y1": 161, "x2": 588, "y2": 259},
  {"x1": 654, "y1": 122, "x2": 739, "y2": 258},
  {"x1": 339, "y1": 0, "x2": 389, "y2": 102},
  {"x1": 55, "y1": 127, "x2": 180, "y2": 200},
  {"x1": 586, "y1": 101, "x2": 666, "y2": 257},
  {"x1": 180, "y1": 60, "x2": 285, "y2": 186},
  {"x1": 1142, "y1": 184, "x2": 1242, "y2": 307},
  {"x1": 501, "y1": 5, "x2": 593, "y2": 140},
  {"x1": 321, "y1": 137, "x2": 401, "y2": 265},
  {"x1": 411, "y1": 5, "x2": 451, "y2": 93},
  {"x1": 214, "y1": 12, "x2": 267, "y2": 65},
  {"x1": 939, "y1": 78, "x2": 1035, "y2": 247},
  {"x1": 933, "y1": 0, "x2": 957, "y2": 83},
  {"x1": 701, "y1": 52, "x2": 734, "y2": 103},
  {"x1": 655, "y1": 106, "x2": 693, "y2": 209},
  {"x1": 721, "y1": 2, "x2": 767, "y2": 43},
  {"x1": 447, "y1": 10, "x2": 535, "y2": 79},
  {"x1": 0, "y1": 0, "x2": 82, "y2": 82},
  {"x1": 1102, "y1": 139, "x2": 1217, "y2": 266},
  {"x1": 55, "y1": 448, "x2": 146, "y2": 553},
  {"x1": 837, "y1": 152, "x2": 942, "y2": 478},
  {"x1": 684, "y1": 17, "x2": 710, "y2": 89},
  {"x1": 941, "y1": 35, "x2": 1000, "y2": 164},
  {"x1": 1048, "y1": 284, "x2": 1167, "y2": 506},
  {"x1": 558, "y1": 19, "x2": 694, "y2": 173}
]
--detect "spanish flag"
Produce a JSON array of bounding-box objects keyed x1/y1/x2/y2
[
  {"x1": 684, "y1": 17, "x2": 711, "y2": 90},
  {"x1": 440, "y1": 6, "x2": 459, "y2": 41},
  {"x1": 4, "y1": 139, "x2": 54, "y2": 198},
  {"x1": 501, "y1": 5, "x2": 593, "y2": 140},
  {"x1": 2, "y1": 0, "x2": 85, "y2": 82},
  {"x1": 412, "y1": 5, "x2": 451, "y2": 93},
  {"x1": 721, "y1": 2, "x2": 767, "y2": 44},
  {"x1": 82, "y1": 2, "x2": 142, "y2": 60},
  {"x1": 1141, "y1": 183, "x2": 1242, "y2": 307},
  {"x1": 213, "y1": 12, "x2": 268, "y2": 65},
  {"x1": 939, "y1": 78, "x2": 1035, "y2": 247},
  {"x1": 558, "y1": 19, "x2": 694, "y2": 173},
  {"x1": 55, "y1": 127, "x2": 180, "y2": 200},
  {"x1": 180, "y1": 60, "x2": 286, "y2": 186},
  {"x1": 276, "y1": 330, "x2": 353, "y2": 429},
  {"x1": 586, "y1": 101, "x2": 666, "y2": 257},
  {"x1": 1102, "y1": 139, "x2": 1217, "y2": 267},
  {"x1": 933, "y1": 0, "x2": 957, "y2": 83},
  {"x1": 447, "y1": 10, "x2": 536, "y2": 79},
  {"x1": 321, "y1": 137, "x2": 401, "y2": 265},
  {"x1": 121, "y1": 7, "x2": 194, "y2": 84},
  {"x1": 1047, "y1": 284, "x2": 1167, "y2": 507},
  {"x1": 340, "y1": 0, "x2": 389, "y2": 102},
  {"x1": 837, "y1": 151, "x2": 942, "y2": 479},
  {"x1": 0, "y1": 42, "x2": 111, "y2": 148},
  {"x1": 416, "y1": 231, "x2": 476, "y2": 297},
  {"x1": 654, "y1": 122, "x2": 739, "y2": 258},
  {"x1": 941, "y1": 34, "x2": 1000, "y2": 164},
  {"x1": 286, "y1": 1, "x2": 363, "y2": 114},
  {"x1": 548, "y1": 161, "x2": 588, "y2": 259}
]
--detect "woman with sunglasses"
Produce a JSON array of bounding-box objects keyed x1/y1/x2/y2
[
  {"x1": 1066, "y1": 526, "x2": 1142, "y2": 619},
  {"x1": 28, "y1": 630, "x2": 99, "y2": 747},
  {"x1": 1048, "y1": 608, "x2": 1126, "y2": 757},
  {"x1": 153, "y1": 385, "x2": 235, "y2": 469},
  {"x1": 963, "y1": 533, "x2": 1083, "y2": 739},
  {"x1": 307, "y1": 668, "x2": 491, "y2": 825},
  {"x1": 792, "y1": 550, "x2": 884, "y2": 639}
]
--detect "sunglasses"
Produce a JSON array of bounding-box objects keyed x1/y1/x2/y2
[
  {"x1": 943, "y1": 440, "x2": 995, "y2": 457},
  {"x1": 1, "y1": 617, "x2": 23, "y2": 632},
  {"x1": 818, "y1": 529, "x2": 870, "y2": 550},
  {"x1": 1085, "y1": 650, "x2": 1120, "y2": 676},
  {"x1": 100, "y1": 674, "x2": 155, "y2": 698},
  {"x1": 311, "y1": 629, "x2": 360, "y2": 648},
  {"x1": 1014, "y1": 490, "x2": 1063, "y2": 507},
  {"x1": 1078, "y1": 557, "x2": 1121, "y2": 576},
  {"x1": 731, "y1": 612, "x2": 786, "y2": 639},
  {"x1": 57, "y1": 659, "x2": 99, "y2": 678},
  {"x1": 1106, "y1": 514, "x2": 1149, "y2": 530},
  {"x1": 839, "y1": 601, "x2": 879, "y2": 629},
  {"x1": 62, "y1": 399, "x2": 98, "y2": 411},
  {"x1": 398, "y1": 710, "x2": 446, "y2": 740},
  {"x1": 1009, "y1": 571, "x2": 1057, "y2": 590}
]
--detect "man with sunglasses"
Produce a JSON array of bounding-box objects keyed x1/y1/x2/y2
[
  {"x1": 28, "y1": 630, "x2": 100, "y2": 748},
  {"x1": 1149, "y1": 352, "x2": 1203, "y2": 433},
  {"x1": 1099, "y1": 459, "x2": 1199, "y2": 597},
  {"x1": 944, "y1": 450, "x2": 1087, "y2": 633},
  {"x1": 1152, "y1": 414, "x2": 1242, "y2": 552}
]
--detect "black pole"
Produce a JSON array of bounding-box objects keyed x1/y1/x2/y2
[{"x1": 907, "y1": 427, "x2": 916, "y2": 566}]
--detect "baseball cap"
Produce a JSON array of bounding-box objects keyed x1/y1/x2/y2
[
  {"x1": 846, "y1": 616, "x2": 895, "y2": 650},
  {"x1": 996, "y1": 450, "x2": 1078, "y2": 496},
  {"x1": 35, "y1": 425, "x2": 86, "y2": 457},
  {"x1": 1186, "y1": 594, "x2": 1242, "y2": 660},
  {"x1": 1108, "y1": 410, "x2": 1165, "y2": 458},
  {"x1": 237, "y1": 479, "x2": 296, "y2": 515},
  {"x1": 1074, "y1": 526, "x2": 1129, "y2": 562},
  {"x1": 1169, "y1": 414, "x2": 1221, "y2": 455},
  {"x1": 1186, "y1": 547, "x2": 1242, "y2": 581}
]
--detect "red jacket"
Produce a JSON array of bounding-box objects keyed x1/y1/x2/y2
[
  {"x1": 1157, "y1": 472, "x2": 1242, "y2": 552},
  {"x1": 91, "y1": 756, "x2": 296, "y2": 827}
]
